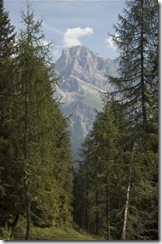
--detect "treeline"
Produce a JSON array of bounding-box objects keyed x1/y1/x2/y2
[
  {"x1": 0, "y1": 0, "x2": 73, "y2": 239},
  {"x1": 74, "y1": 0, "x2": 158, "y2": 240}
]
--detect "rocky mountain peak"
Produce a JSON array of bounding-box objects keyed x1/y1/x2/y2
[
  {"x1": 62, "y1": 45, "x2": 98, "y2": 59},
  {"x1": 55, "y1": 46, "x2": 118, "y2": 166},
  {"x1": 56, "y1": 46, "x2": 99, "y2": 78},
  {"x1": 56, "y1": 46, "x2": 117, "y2": 89}
]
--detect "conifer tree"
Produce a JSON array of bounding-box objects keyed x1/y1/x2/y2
[
  {"x1": 74, "y1": 99, "x2": 130, "y2": 239},
  {"x1": 0, "y1": 2, "x2": 73, "y2": 239},
  {"x1": 0, "y1": 0, "x2": 22, "y2": 228},
  {"x1": 108, "y1": 0, "x2": 158, "y2": 127},
  {"x1": 74, "y1": 0, "x2": 158, "y2": 240},
  {"x1": 106, "y1": 0, "x2": 158, "y2": 239},
  {"x1": 12, "y1": 3, "x2": 73, "y2": 239}
]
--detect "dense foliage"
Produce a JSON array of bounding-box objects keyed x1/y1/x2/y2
[
  {"x1": 0, "y1": 1, "x2": 73, "y2": 240},
  {"x1": 0, "y1": 0, "x2": 158, "y2": 240},
  {"x1": 74, "y1": 0, "x2": 158, "y2": 240}
]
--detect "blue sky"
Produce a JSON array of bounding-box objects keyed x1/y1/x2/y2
[{"x1": 4, "y1": 0, "x2": 125, "y2": 61}]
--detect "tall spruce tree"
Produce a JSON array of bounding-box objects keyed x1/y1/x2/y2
[
  {"x1": 108, "y1": 0, "x2": 158, "y2": 127},
  {"x1": 0, "y1": 0, "x2": 22, "y2": 228},
  {"x1": 106, "y1": 0, "x2": 158, "y2": 239},
  {"x1": 12, "y1": 3, "x2": 73, "y2": 239},
  {"x1": 0, "y1": 2, "x2": 73, "y2": 239}
]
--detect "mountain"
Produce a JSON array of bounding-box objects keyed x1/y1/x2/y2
[{"x1": 55, "y1": 46, "x2": 118, "y2": 169}]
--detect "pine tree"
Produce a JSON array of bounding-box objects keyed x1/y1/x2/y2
[
  {"x1": 108, "y1": 0, "x2": 158, "y2": 127},
  {"x1": 12, "y1": 3, "x2": 74, "y2": 239},
  {"x1": 0, "y1": 0, "x2": 22, "y2": 229},
  {"x1": 0, "y1": 2, "x2": 73, "y2": 239},
  {"x1": 106, "y1": 0, "x2": 158, "y2": 239}
]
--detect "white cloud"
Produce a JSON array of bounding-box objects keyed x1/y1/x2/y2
[
  {"x1": 105, "y1": 36, "x2": 116, "y2": 50},
  {"x1": 63, "y1": 27, "x2": 94, "y2": 47}
]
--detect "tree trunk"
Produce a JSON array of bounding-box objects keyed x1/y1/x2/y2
[
  {"x1": 140, "y1": 0, "x2": 147, "y2": 124},
  {"x1": 85, "y1": 157, "x2": 89, "y2": 232},
  {"x1": 25, "y1": 192, "x2": 31, "y2": 240},
  {"x1": 9, "y1": 215, "x2": 19, "y2": 228},
  {"x1": 121, "y1": 146, "x2": 134, "y2": 240},
  {"x1": 24, "y1": 60, "x2": 30, "y2": 240},
  {"x1": 106, "y1": 177, "x2": 111, "y2": 240},
  {"x1": 106, "y1": 197, "x2": 111, "y2": 240},
  {"x1": 95, "y1": 178, "x2": 99, "y2": 235}
]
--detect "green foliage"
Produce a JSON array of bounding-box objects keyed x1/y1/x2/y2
[
  {"x1": 0, "y1": 225, "x2": 13, "y2": 240},
  {"x1": 0, "y1": 0, "x2": 158, "y2": 240},
  {"x1": 108, "y1": 0, "x2": 158, "y2": 239},
  {"x1": 108, "y1": 0, "x2": 158, "y2": 127},
  {"x1": 74, "y1": 99, "x2": 128, "y2": 239},
  {"x1": 0, "y1": 0, "x2": 23, "y2": 228},
  {"x1": 74, "y1": 97, "x2": 158, "y2": 240},
  {"x1": 0, "y1": 1, "x2": 73, "y2": 238},
  {"x1": 74, "y1": 0, "x2": 158, "y2": 239}
]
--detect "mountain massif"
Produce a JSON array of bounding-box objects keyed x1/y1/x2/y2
[{"x1": 55, "y1": 46, "x2": 118, "y2": 167}]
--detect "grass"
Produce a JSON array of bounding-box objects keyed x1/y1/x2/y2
[
  {"x1": 0, "y1": 218, "x2": 98, "y2": 241},
  {"x1": 29, "y1": 226, "x2": 97, "y2": 241}
]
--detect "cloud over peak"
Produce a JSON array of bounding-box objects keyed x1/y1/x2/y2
[
  {"x1": 63, "y1": 27, "x2": 93, "y2": 47},
  {"x1": 105, "y1": 35, "x2": 118, "y2": 50}
]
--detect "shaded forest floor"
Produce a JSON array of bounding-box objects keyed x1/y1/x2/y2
[{"x1": 1, "y1": 218, "x2": 103, "y2": 241}]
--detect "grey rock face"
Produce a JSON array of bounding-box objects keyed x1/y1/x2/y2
[{"x1": 55, "y1": 46, "x2": 118, "y2": 168}]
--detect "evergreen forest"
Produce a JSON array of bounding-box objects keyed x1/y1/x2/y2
[{"x1": 0, "y1": 0, "x2": 158, "y2": 240}]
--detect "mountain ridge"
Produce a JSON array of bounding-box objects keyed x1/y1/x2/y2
[{"x1": 55, "y1": 45, "x2": 118, "y2": 167}]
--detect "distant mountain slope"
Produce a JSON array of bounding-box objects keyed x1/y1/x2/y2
[{"x1": 55, "y1": 46, "x2": 118, "y2": 168}]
